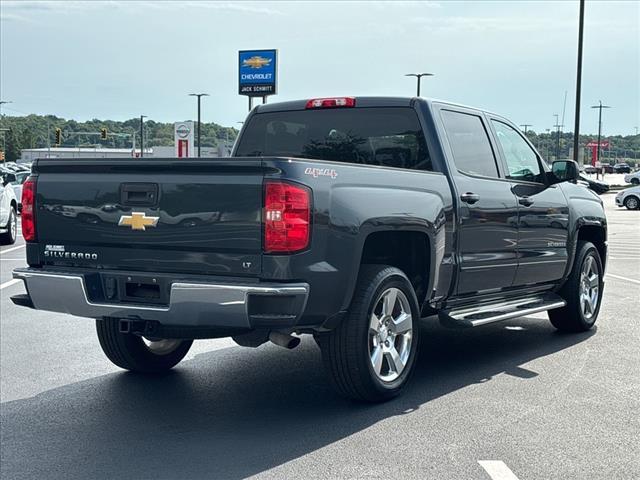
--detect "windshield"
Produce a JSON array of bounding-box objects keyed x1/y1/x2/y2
[{"x1": 235, "y1": 107, "x2": 433, "y2": 171}]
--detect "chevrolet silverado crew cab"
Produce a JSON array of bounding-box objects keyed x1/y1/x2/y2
[{"x1": 12, "y1": 97, "x2": 607, "y2": 402}]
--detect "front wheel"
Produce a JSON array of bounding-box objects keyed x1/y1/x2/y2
[
  {"x1": 549, "y1": 241, "x2": 603, "y2": 332},
  {"x1": 624, "y1": 195, "x2": 639, "y2": 210},
  {"x1": 96, "y1": 318, "x2": 193, "y2": 373},
  {"x1": 318, "y1": 265, "x2": 420, "y2": 402}
]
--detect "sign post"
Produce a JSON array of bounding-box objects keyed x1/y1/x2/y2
[
  {"x1": 238, "y1": 49, "x2": 277, "y2": 111},
  {"x1": 174, "y1": 121, "x2": 195, "y2": 158}
]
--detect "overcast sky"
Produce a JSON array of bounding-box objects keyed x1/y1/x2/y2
[{"x1": 1, "y1": 0, "x2": 638, "y2": 134}]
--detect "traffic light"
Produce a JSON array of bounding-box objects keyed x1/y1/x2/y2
[
  {"x1": 54, "y1": 128, "x2": 62, "y2": 146},
  {"x1": 100, "y1": 128, "x2": 107, "y2": 140}
]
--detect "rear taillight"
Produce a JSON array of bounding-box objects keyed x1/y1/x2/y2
[
  {"x1": 21, "y1": 177, "x2": 36, "y2": 242},
  {"x1": 305, "y1": 97, "x2": 356, "y2": 109},
  {"x1": 264, "y1": 181, "x2": 311, "y2": 253}
]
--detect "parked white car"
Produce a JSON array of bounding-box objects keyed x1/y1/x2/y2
[
  {"x1": 615, "y1": 186, "x2": 640, "y2": 210},
  {"x1": 624, "y1": 171, "x2": 640, "y2": 185},
  {"x1": 9, "y1": 171, "x2": 30, "y2": 211},
  {"x1": 0, "y1": 172, "x2": 19, "y2": 245}
]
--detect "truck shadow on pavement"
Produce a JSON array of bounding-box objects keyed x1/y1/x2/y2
[{"x1": 1, "y1": 317, "x2": 595, "y2": 480}]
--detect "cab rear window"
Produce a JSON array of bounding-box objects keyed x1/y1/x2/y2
[{"x1": 235, "y1": 107, "x2": 433, "y2": 171}]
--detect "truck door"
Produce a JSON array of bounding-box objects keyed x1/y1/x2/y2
[
  {"x1": 488, "y1": 118, "x2": 570, "y2": 286},
  {"x1": 439, "y1": 108, "x2": 520, "y2": 296}
]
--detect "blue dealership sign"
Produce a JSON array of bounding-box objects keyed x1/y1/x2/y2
[{"x1": 238, "y1": 49, "x2": 277, "y2": 97}]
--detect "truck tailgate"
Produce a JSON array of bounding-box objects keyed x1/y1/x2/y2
[{"x1": 32, "y1": 158, "x2": 267, "y2": 276}]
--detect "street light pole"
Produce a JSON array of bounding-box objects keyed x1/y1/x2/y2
[
  {"x1": 573, "y1": 0, "x2": 585, "y2": 164},
  {"x1": 405, "y1": 73, "x2": 434, "y2": 97},
  {"x1": 189, "y1": 93, "x2": 209, "y2": 157},
  {"x1": 139, "y1": 115, "x2": 147, "y2": 157},
  {"x1": 590, "y1": 101, "x2": 611, "y2": 166}
]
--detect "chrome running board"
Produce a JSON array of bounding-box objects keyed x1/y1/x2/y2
[{"x1": 439, "y1": 293, "x2": 566, "y2": 328}]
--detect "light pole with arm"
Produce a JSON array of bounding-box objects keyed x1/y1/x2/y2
[{"x1": 404, "y1": 73, "x2": 434, "y2": 97}]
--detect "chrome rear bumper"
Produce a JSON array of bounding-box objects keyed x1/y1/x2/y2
[{"x1": 12, "y1": 268, "x2": 309, "y2": 329}]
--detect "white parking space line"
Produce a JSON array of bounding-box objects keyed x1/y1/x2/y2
[
  {"x1": 606, "y1": 273, "x2": 640, "y2": 285},
  {"x1": 0, "y1": 279, "x2": 21, "y2": 291},
  {"x1": 0, "y1": 245, "x2": 25, "y2": 255},
  {"x1": 478, "y1": 461, "x2": 520, "y2": 480},
  {"x1": 0, "y1": 258, "x2": 24, "y2": 261}
]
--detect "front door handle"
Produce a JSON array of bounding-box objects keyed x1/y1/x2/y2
[
  {"x1": 518, "y1": 196, "x2": 534, "y2": 207},
  {"x1": 460, "y1": 192, "x2": 480, "y2": 204}
]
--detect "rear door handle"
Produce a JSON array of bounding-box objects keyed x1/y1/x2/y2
[
  {"x1": 460, "y1": 192, "x2": 480, "y2": 204},
  {"x1": 518, "y1": 196, "x2": 534, "y2": 207}
]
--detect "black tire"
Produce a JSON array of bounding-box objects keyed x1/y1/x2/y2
[
  {"x1": 318, "y1": 265, "x2": 420, "y2": 402},
  {"x1": 624, "y1": 195, "x2": 639, "y2": 210},
  {"x1": 630, "y1": 178, "x2": 639, "y2": 185},
  {"x1": 96, "y1": 317, "x2": 193, "y2": 373},
  {"x1": 0, "y1": 207, "x2": 17, "y2": 245},
  {"x1": 549, "y1": 241, "x2": 603, "y2": 332}
]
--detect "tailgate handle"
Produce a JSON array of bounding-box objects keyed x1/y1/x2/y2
[{"x1": 121, "y1": 183, "x2": 159, "y2": 206}]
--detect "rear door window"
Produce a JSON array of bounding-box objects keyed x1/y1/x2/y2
[
  {"x1": 440, "y1": 110, "x2": 499, "y2": 178},
  {"x1": 235, "y1": 107, "x2": 433, "y2": 171}
]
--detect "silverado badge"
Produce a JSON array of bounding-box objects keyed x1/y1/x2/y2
[{"x1": 118, "y1": 212, "x2": 159, "y2": 231}]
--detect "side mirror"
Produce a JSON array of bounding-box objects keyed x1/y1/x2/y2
[{"x1": 551, "y1": 160, "x2": 579, "y2": 184}]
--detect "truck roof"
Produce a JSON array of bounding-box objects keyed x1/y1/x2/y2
[{"x1": 254, "y1": 96, "x2": 498, "y2": 117}]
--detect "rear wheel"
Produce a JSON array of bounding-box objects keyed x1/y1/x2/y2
[
  {"x1": 630, "y1": 178, "x2": 639, "y2": 185},
  {"x1": 0, "y1": 207, "x2": 17, "y2": 245},
  {"x1": 318, "y1": 265, "x2": 420, "y2": 402},
  {"x1": 549, "y1": 241, "x2": 603, "y2": 332},
  {"x1": 96, "y1": 317, "x2": 193, "y2": 373},
  {"x1": 624, "y1": 195, "x2": 639, "y2": 210}
]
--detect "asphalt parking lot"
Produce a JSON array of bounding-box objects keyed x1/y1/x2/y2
[{"x1": 1, "y1": 194, "x2": 638, "y2": 480}]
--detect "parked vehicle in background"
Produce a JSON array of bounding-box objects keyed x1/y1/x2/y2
[
  {"x1": 615, "y1": 186, "x2": 640, "y2": 210},
  {"x1": 584, "y1": 165, "x2": 598, "y2": 174},
  {"x1": 10, "y1": 171, "x2": 30, "y2": 211},
  {"x1": 613, "y1": 163, "x2": 631, "y2": 174},
  {"x1": 11, "y1": 97, "x2": 608, "y2": 402},
  {"x1": 578, "y1": 174, "x2": 610, "y2": 194},
  {"x1": 601, "y1": 164, "x2": 614, "y2": 174},
  {"x1": 624, "y1": 171, "x2": 640, "y2": 185},
  {"x1": 2, "y1": 162, "x2": 28, "y2": 173},
  {"x1": 0, "y1": 173, "x2": 18, "y2": 245}
]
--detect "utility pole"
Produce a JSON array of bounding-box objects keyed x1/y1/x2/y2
[
  {"x1": 139, "y1": 115, "x2": 147, "y2": 157},
  {"x1": 189, "y1": 93, "x2": 209, "y2": 157},
  {"x1": 405, "y1": 73, "x2": 434, "y2": 97},
  {"x1": 553, "y1": 114, "x2": 563, "y2": 160},
  {"x1": 634, "y1": 126, "x2": 638, "y2": 135},
  {"x1": 520, "y1": 124, "x2": 532, "y2": 135},
  {"x1": 573, "y1": 0, "x2": 585, "y2": 164},
  {"x1": 590, "y1": 101, "x2": 611, "y2": 166}
]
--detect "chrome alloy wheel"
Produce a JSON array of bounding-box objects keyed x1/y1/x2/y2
[
  {"x1": 368, "y1": 287, "x2": 413, "y2": 382},
  {"x1": 579, "y1": 255, "x2": 600, "y2": 321},
  {"x1": 142, "y1": 337, "x2": 183, "y2": 356}
]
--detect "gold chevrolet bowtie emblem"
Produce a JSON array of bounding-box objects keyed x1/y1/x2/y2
[
  {"x1": 118, "y1": 212, "x2": 159, "y2": 231},
  {"x1": 242, "y1": 56, "x2": 271, "y2": 69}
]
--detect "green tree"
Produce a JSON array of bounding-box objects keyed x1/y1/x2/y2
[{"x1": 5, "y1": 128, "x2": 22, "y2": 162}]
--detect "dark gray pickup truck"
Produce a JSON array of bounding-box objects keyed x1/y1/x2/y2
[{"x1": 12, "y1": 97, "x2": 607, "y2": 402}]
